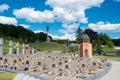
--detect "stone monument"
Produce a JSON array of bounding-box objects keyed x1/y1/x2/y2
[
  {"x1": 22, "y1": 43, "x2": 25, "y2": 55},
  {"x1": 32, "y1": 47, "x2": 34, "y2": 54},
  {"x1": 0, "y1": 38, "x2": 3, "y2": 56},
  {"x1": 78, "y1": 34, "x2": 92, "y2": 57},
  {"x1": 9, "y1": 40, "x2": 13, "y2": 55},
  {"x1": 46, "y1": 26, "x2": 50, "y2": 43},
  {"x1": 16, "y1": 42, "x2": 19, "y2": 55}
]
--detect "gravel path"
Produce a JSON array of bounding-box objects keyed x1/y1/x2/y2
[{"x1": 102, "y1": 60, "x2": 120, "y2": 80}]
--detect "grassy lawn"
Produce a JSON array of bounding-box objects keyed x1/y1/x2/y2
[
  {"x1": 3, "y1": 41, "x2": 24, "y2": 54},
  {"x1": 33, "y1": 42, "x2": 66, "y2": 51},
  {"x1": 94, "y1": 55, "x2": 120, "y2": 61},
  {"x1": 0, "y1": 72, "x2": 16, "y2": 80}
]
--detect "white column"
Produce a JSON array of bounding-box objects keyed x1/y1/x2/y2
[
  {"x1": 0, "y1": 38, "x2": 3, "y2": 56},
  {"x1": 22, "y1": 43, "x2": 25, "y2": 55},
  {"x1": 16, "y1": 42, "x2": 19, "y2": 55},
  {"x1": 9, "y1": 40, "x2": 13, "y2": 55},
  {"x1": 32, "y1": 47, "x2": 34, "y2": 54}
]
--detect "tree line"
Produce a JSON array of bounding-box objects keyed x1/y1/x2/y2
[
  {"x1": 0, "y1": 23, "x2": 52, "y2": 43},
  {"x1": 112, "y1": 39, "x2": 120, "y2": 46}
]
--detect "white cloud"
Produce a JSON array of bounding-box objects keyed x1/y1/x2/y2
[
  {"x1": 46, "y1": 0, "x2": 104, "y2": 24},
  {"x1": 88, "y1": 21, "x2": 120, "y2": 32},
  {"x1": 13, "y1": 7, "x2": 54, "y2": 23},
  {"x1": 34, "y1": 30, "x2": 46, "y2": 33},
  {"x1": 49, "y1": 33, "x2": 75, "y2": 40},
  {"x1": 0, "y1": 16, "x2": 17, "y2": 25},
  {"x1": 20, "y1": 24, "x2": 30, "y2": 29},
  {"x1": 46, "y1": 0, "x2": 104, "y2": 40},
  {"x1": 0, "y1": 4, "x2": 10, "y2": 12},
  {"x1": 13, "y1": 0, "x2": 104, "y2": 24},
  {"x1": 59, "y1": 23, "x2": 79, "y2": 34},
  {"x1": 13, "y1": 0, "x2": 104, "y2": 40}
]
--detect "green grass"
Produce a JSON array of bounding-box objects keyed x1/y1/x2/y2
[
  {"x1": 0, "y1": 72, "x2": 16, "y2": 80},
  {"x1": 3, "y1": 41, "x2": 23, "y2": 54},
  {"x1": 94, "y1": 55, "x2": 120, "y2": 61},
  {"x1": 102, "y1": 46, "x2": 116, "y2": 53},
  {"x1": 33, "y1": 42, "x2": 66, "y2": 51}
]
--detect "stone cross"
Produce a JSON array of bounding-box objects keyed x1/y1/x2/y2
[
  {"x1": 16, "y1": 42, "x2": 19, "y2": 55},
  {"x1": 9, "y1": 40, "x2": 13, "y2": 55},
  {"x1": 22, "y1": 43, "x2": 25, "y2": 55},
  {"x1": 0, "y1": 38, "x2": 3, "y2": 56}
]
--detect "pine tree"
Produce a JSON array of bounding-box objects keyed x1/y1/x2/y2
[{"x1": 75, "y1": 27, "x2": 82, "y2": 43}]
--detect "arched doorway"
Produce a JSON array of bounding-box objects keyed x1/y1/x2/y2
[{"x1": 85, "y1": 49, "x2": 88, "y2": 57}]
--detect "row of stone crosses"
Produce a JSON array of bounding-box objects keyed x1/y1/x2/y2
[{"x1": 0, "y1": 38, "x2": 35, "y2": 56}]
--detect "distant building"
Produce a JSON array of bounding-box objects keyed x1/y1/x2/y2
[{"x1": 78, "y1": 34, "x2": 92, "y2": 57}]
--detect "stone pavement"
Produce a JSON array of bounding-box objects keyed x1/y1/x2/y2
[{"x1": 102, "y1": 60, "x2": 120, "y2": 80}]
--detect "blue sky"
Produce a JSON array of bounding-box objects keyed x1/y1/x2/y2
[{"x1": 0, "y1": 0, "x2": 120, "y2": 40}]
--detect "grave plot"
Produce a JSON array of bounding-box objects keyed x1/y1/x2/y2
[{"x1": 0, "y1": 52, "x2": 109, "y2": 80}]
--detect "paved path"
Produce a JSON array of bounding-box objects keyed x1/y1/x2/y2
[{"x1": 102, "y1": 60, "x2": 120, "y2": 80}]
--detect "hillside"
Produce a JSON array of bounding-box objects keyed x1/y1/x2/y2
[
  {"x1": 0, "y1": 23, "x2": 52, "y2": 43},
  {"x1": 33, "y1": 42, "x2": 66, "y2": 51}
]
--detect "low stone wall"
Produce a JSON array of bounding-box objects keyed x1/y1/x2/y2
[{"x1": 85, "y1": 63, "x2": 112, "y2": 80}]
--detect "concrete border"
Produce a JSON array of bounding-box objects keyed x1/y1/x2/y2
[
  {"x1": 0, "y1": 68, "x2": 52, "y2": 80},
  {"x1": 85, "y1": 63, "x2": 112, "y2": 80}
]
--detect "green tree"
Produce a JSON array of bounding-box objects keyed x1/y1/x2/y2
[
  {"x1": 92, "y1": 39, "x2": 97, "y2": 53},
  {"x1": 99, "y1": 33, "x2": 114, "y2": 48},
  {"x1": 99, "y1": 33, "x2": 110, "y2": 45},
  {"x1": 75, "y1": 27, "x2": 82, "y2": 43},
  {"x1": 0, "y1": 23, "x2": 52, "y2": 43},
  {"x1": 107, "y1": 41, "x2": 114, "y2": 48},
  {"x1": 112, "y1": 39, "x2": 120, "y2": 46},
  {"x1": 66, "y1": 39, "x2": 70, "y2": 46},
  {"x1": 83, "y1": 29, "x2": 99, "y2": 42},
  {"x1": 96, "y1": 39, "x2": 103, "y2": 55}
]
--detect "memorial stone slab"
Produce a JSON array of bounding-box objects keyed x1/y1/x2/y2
[
  {"x1": 9, "y1": 40, "x2": 13, "y2": 55},
  {"x1": 0, "y1": 38, "x2": 3, "y2": 56},
  {"x1": 16, "y1": 42, "x2": 19, "y2": 55},
  {"x1": 22, "y1": 43, "x2": 25, "y2": 55}
]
